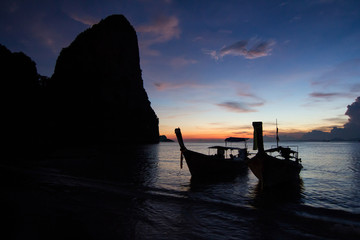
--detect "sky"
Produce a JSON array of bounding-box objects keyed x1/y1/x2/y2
[{"x1": 1, "y1": 0, "x2": 360, "y2": 140}]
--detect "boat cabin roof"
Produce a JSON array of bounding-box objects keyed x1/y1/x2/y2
[
  {"x1": 208, "y1": 146, "x2": 244, "y2": 150},
  {"x1": 224, "y1": 137, "x2": 249, "y2": 142},
  {"x1": 265, "y1": 146, "x2": 297, "y2": 154}
]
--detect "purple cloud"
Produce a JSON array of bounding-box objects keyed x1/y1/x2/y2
[
  {"x1": 246, "y1": 41, "x2": 276, "y2": 59},
  {"x1": 137, "y1": 15, "x2": 181, "y2": 55},
  {"x1": 216, "y1": 101, "x2": 259, "y2": 113},
  {"x1": 137, "y1": 15, "x2": 180, "y2": 43},
  {"x1": 169, "y1": 57, "x2": 198, "y2": 68},
  {"x1": 153, "y1": 81, "x2": 202, "y2": 91},
  {"x1": 310, "y1": 92, "x2": 343, "y2": 98},
  {"x1": 219, "y1": 40, "x2": 248, "y2": 58},
  {"x1": 309, "y1": 92, "x2": 353, "y2": 101},
  {"x1": 206, "y1": 39, "x2": 275, "y2": 60}
]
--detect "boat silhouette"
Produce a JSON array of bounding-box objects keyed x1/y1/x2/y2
[
  {"x1": 248, "y1": 122, "x2": 303, "y2": 188},
  {"x1": 175, "y1": 128, "x2": 249, "y2": 180}
]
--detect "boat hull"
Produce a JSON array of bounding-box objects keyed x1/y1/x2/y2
[
  {"x1": 248, "y1": 152, "x2": 302, "y2": 188},
  {"x1": 182, "y1": 149, "x2": 248, "y2": 179}
]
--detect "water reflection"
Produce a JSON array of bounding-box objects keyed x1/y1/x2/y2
[
  {"x1": 97, "y1": 144, "x2": 160, "y2": 185},
  {"x1": 349, "y1": 143, "x2": 360, "y2": 210},
  {"x1": 41, "y1": 144, "x2": 160, "y2": 187},
  {"x1": 189, "y1": 170, "x2": 249, "y2": 187},
  {"x1": 249, "y1": 179, "x2": 304, "y2": 209},
  {"x1": 300, "y1": 142, "x2": 360, "y2": 212}
]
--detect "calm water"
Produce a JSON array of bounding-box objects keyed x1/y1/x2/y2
[
  {"x1": 154, "y1": 142, "x2": 360, "y2": 212},
  {"x1": 10, "y1": 141, "x2": 360, "y2": 239}
]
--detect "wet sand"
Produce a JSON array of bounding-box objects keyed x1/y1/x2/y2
[{"x1": 0, "y1": 161, "x2": 140, "y2": 240}]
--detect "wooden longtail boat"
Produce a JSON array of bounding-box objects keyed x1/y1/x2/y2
[
  {"x1": 175, "y1": 128, "x2": 249, "y2": 179},
  {"x1": 248, "y1": 122, "x2": 303, "y2": 188}
]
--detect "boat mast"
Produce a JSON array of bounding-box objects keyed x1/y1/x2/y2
[
  {"x1": 175, "y1": 128, "x2": 186, "y2": 151},
  {"x1": 252, "y1": 122, "x2": 265, "y2": 153},
  {"x1": 276, "y1": 119, "x2": 279, "y2": 148}
]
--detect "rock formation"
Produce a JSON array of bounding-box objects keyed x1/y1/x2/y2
[
  {"x1": 1, "y1": 44, "x2": 45, "y2": 155},
  {"x1": 159, "y1": 135, "x2": 174, "y2": 142},
  {"x1": 48, "y1": 15, "x2": 159, "y2": 144}
]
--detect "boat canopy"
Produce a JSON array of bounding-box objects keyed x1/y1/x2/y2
[
  {"x1": 208, "y1": 146, "x2": 243, "y2": 150},
  {"x1": 225, "y1": 137, "x2": 249, "y2": 142},
  {"x1": 265, "y1": 146, "x2": 297, "y2": 154}
]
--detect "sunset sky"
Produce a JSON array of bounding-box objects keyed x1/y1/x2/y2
[{"x1": 1, "y1": 0, "x2": 359, "y2": 140}]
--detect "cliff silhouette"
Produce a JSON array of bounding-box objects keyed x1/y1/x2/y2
[
  {"x1": 2, "y1": 14, "x2": 159, "y2": 157},
  {"x1": 48, "y1": 14, "x2": 159, "y2": 145},
  {"x1": 1, "y1": 44, "x2": 47, "y2": 156}
]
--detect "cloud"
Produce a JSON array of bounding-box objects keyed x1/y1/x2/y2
[
  {"x1": 29, "y1": 18, "x2": 66, "y2": 54},
  {"x1": 307, "y1": 59, "x2": 360, "y2": 104},
  {"x1": 309, "y1": 92, "x2": 345, "y2": 99},
  {"x1": 246, "y1": 40, "x2": 276, "y2": 59},
  {"x1": 302, "y1": 96, "x2": 360, "y2": 140},
  {"x1": 323, "y1": 116, "x2": 347, "y2": 125},
  {"x1": 67, "y1": 13, "x2": 98, "y2": 26},
  {"x1": 193, "y1": 36, "x2": 204, "y2": 42},
  {"x1": 237, "y1": 88, "x2": 265, "y2": 103},
  {"x1": 351, "y1": 84, "x2": 360, "y2": 93},
  {"x1": 290, "y1": 15, "x2": 302, "y2": 23},
  {"x1": 61, "y1": 0, "x2": 101, "y2": 26},
  {"x1": 249, "y1": 101, "x2": 265, "y2": 107},
  {"x1": 169, "y1": 57, "x2": 197, "y2": 68},
  {"x1": 205, "y1": 39, "x2": 275, "y2": 60},
  {"x1": 232, "y1": 131, "x2": 250, "y2": 135},
  {"x1": 219, "y1": 40, "x2": 248, "y2": 59},
  {"x1": 308, "y1": 91, "x2": 356, "y2": 104},
  {"x1": 344, "y1": 96, "x2": 360, "y2": 130},
  {"x1": 136, "y1": 15, "x2": 180, "y2": 56},
  {"x1": 215, "y1": 85, "x2": 265, "y2": 113},
  {"x1": 311, "y1": 59, "x2": 360, "y2": 87},
  {"x1": 216, "y1": 101, "x2": 259, "y2": 113},
  {"x1": 154, "y1": 82, "x2": 177, "y2": 91},
  {"x1": 237, "y1": 90, "x2": 255, "y2": 98},
  {"x1": 300, "y1": 130, "x2": 331, "y2": 141},
  {"x1": 203, "y1": 49, "x2": 219, "y2": 60},
  {"x1": 153, "y1": 81, "x2": 202, "y2": 91},
  {"x1": 137, "y1": 15, "x2": 180, "y2": 43}
]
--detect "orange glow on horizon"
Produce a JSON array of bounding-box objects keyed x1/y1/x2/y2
[
  {"x1": 162, "y1": 127, "x2": 310, "y2": 141},
  {"x1": 164, "y1": 130, "x2": 254, "y2": 141}
]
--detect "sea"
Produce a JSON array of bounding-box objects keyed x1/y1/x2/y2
[{"x1": 3, "y1": 141, "x2": 360, "y2": 239}]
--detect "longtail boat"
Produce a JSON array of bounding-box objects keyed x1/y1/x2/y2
[
  {"x1": 248, "y1": 122, "x2": 303, "y2": 188},
  {"x1": 175, "y1": 128, "x2": 249, "y2": 179}
]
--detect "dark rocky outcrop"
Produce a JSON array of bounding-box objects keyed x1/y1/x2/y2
[
  {"x1": 2, "y1": 14, "x2": 160, "y2": 157},
  {"x1": 48, "y1": 14, "x2": 159, "y2": 145},
  {"x1": 1, "y1": 44, "x2": 46, "y2": 156},
  {"x1": 159, "y1": 135, "x2": 174, "y2": 142}
]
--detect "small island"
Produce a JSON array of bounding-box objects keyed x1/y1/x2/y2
[{"x1": 159, "y1": 135, "x2": 174, "y2": 142}]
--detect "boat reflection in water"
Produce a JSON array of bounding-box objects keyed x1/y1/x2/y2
[
  {"x1": 249, "y1": 178, "x2": 305, "y2": 208},
  {"x1": 248, "y1": 121, "x2": 303, "y2": 189},
  {"x1": 175, "y1": 128, "x2": 249, "y2": 180}
]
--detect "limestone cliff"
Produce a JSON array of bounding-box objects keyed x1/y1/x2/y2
[
  {"x1": 1, "y1": 44, "x2": 45, "y2": 155},
  {"x1": 49, "y1": 15, "x2": 159, "y2": 144}
]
